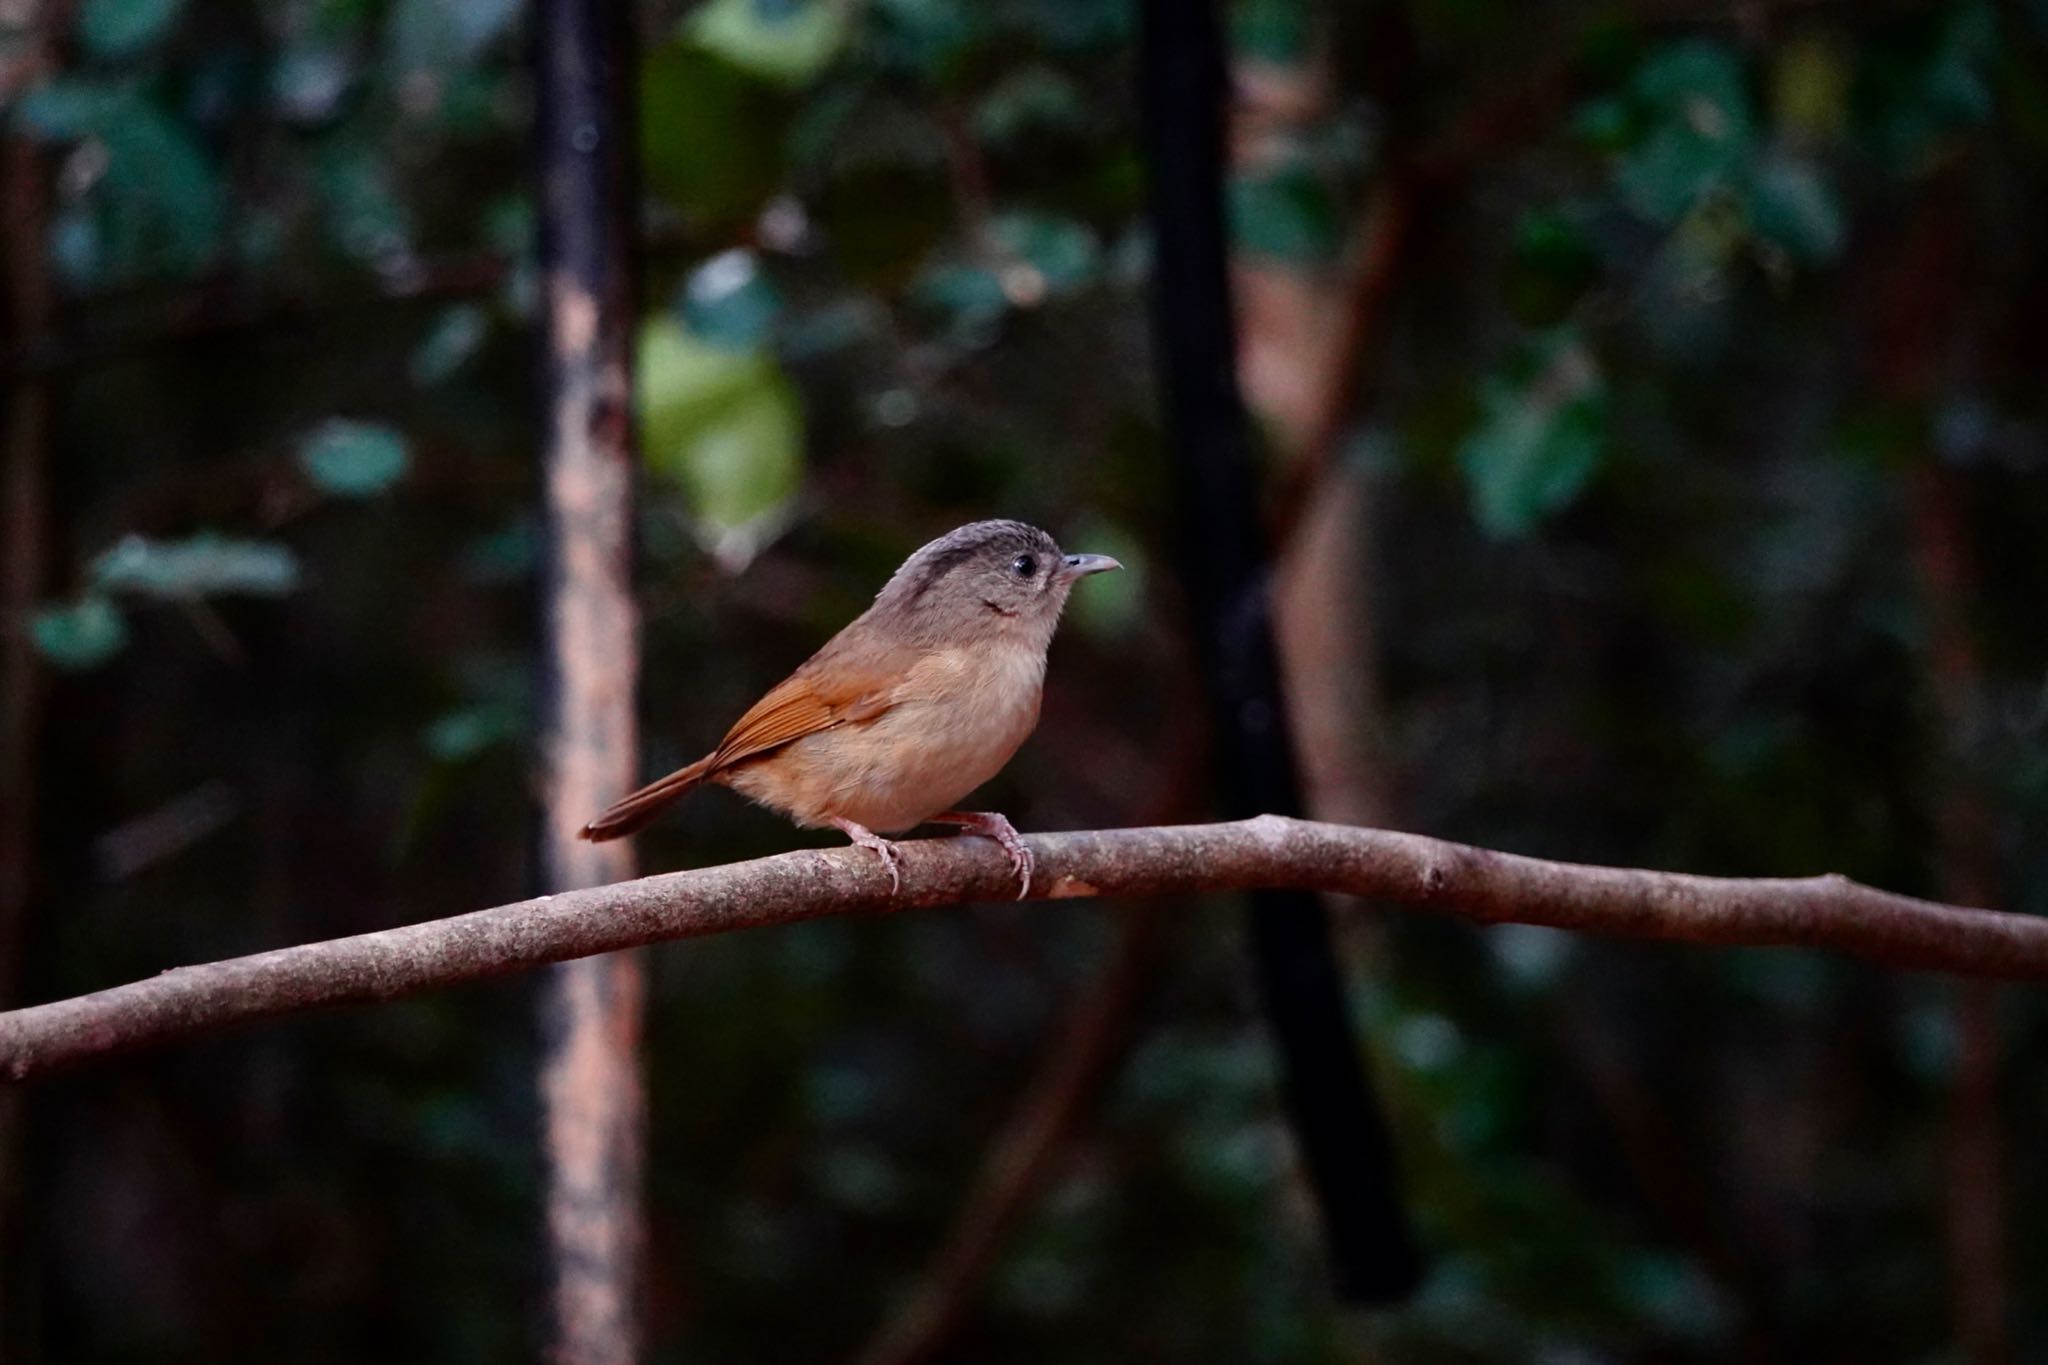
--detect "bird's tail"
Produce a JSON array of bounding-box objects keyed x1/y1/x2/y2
[{"x1": 579, "y1": 755, "x2": 715, "y2": 842}]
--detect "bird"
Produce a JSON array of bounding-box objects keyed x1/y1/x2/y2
[{"x1": 580, "y1": 520, "x2": 1121, "y2": 896}]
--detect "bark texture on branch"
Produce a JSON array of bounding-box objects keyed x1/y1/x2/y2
[{"x1": 1, "y1": 817, "x2": 2040, "y2": 1081}]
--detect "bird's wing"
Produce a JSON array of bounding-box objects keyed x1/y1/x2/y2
[
  {"x1": 706, "y1": 642, "x2": 912, "y2": 773},
  {"x1": 580, "y1": 627, "x2": 918, "y2": 842}
]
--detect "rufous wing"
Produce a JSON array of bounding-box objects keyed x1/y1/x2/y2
[
  {"x1": 705, "y1": 666, "x2": 895, "y2": 770},
  {"x1": 579, "y1": 638, "x2": 912, "y2": 842}
]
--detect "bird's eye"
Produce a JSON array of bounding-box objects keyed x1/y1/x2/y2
[{"x1": 1010, "y1": 554, "x2": 1037, "y2": 578}]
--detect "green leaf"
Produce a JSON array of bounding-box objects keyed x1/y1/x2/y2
[
  {"x1": 103, "y1": 101, "x2": 224, "y2": 274},
  {"x1": 1458, "y1": 333, "x2": 1609, "y2": 538},
  {"x1": 1232, "y1": 0, "x2": 1310, "y2": 65},
  {"x1": 1743, "y1": 154, "x2": 1844, "y2": 263},
  {"x1": 1228, "y1": 165, "x2": 1341, "y2": 262},
  {"x1": 14, "y1": 82, "x2": 222, "y2": 281},
  {"x1": 30, "y1": 596, "x2": 129, "y2": 671},
  {"x1": 1015, "y1": 0, "x2": 1133, "y2": 51},
  {"x1": 298, "y1": 419, "x2": 411, "y2": 497},
  {"x1": 314, "y1": 135, "x2": 412, "y2": 262},
  {"x1": 387, "y1": 0, "x2": 521, "y2": 77},
  {"x1": 92, "y1": 534, "x2": 301, "y2": 598},
  {"x1": 1770, "y1": 34, "x2": 1849, "y2": 144},
  {"x1": 460, "y1": 518, "x2": 538, "y2": 584},
  {"x1": 974, "y1": 67, "x2": 1086, "y2": 144},
  {"x1": 424, "y1": 703, "x2": 522, "y2": 762},
  {"x1": 1506, "y1": 209, "x2": 1601, "y2": 326},
  {"x1": 679, "y1": 249, "x2": 782, "y2": 350},
  {"x1": 687, "y1": 0, "x2": 846, "y2": 86},
  {"x1": 992, "y1": 212, "x2": 1100, "y2": 294},
  {"x1": 13, "y1": 79, "x2": 127, "y2": 139},
  {"x1": 909, "y1": 261, "x2": 1009, "y2": 331},
  {"x1": 868, "y1": 0, "x2": 982, "y2": 78},
  {"x1": 410, "y1": 305, "x2": 491, "y2": 386},
  {"x1": 76, "y1": 0, "x2": 186, "y2": 59},
  {"x1": 272, "y1": 46, "x2": 355, "y2": 124},
  {"x1": 637, "y1": 318, "x2": 803, "y2": 546},
  {"x1": 640, "y1": 44, "x2": 789, "y2": 225},
  {"x1": 1614, "y1": 41, "x2": 1755, "y2": 223}
]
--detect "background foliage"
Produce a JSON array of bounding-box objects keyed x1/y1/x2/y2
[{"x1": 6, "y1": 0, "x2": 2048, "y2": 1360}]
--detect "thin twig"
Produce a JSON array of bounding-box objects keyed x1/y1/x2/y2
[{"x1": 2, "y1": 816, "x2": 2041, "y2": 1081}]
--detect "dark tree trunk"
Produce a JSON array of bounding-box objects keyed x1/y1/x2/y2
[{"x1": 1134, "y1": 0, "x2": 1423, "y2": 1306}]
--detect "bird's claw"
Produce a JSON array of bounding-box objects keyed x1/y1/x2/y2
[
  {"x1": 830, "y1": 817, "x2": 903, "y2": 895},
  {"x1": 870, "y1": 839, "x2": 903, "y2": 895},
  {"x1": 935, "y1": 811, "x2": 1033, "y2": 898}
]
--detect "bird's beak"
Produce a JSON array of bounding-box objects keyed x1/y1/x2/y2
[{"x1": 1059, "y1": 553, "x2": 1122, "y2": 582}]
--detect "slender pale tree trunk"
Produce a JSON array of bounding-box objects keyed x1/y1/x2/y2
[{"x1": 532, "y1": 1, "x2": 645, "y2": 1360}]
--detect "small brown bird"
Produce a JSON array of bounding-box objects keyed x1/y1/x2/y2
[{"x1": 580, "y1": 520, "x2": 1120, "y2": 895}]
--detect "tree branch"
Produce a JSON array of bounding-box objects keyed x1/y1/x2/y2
[{"x1": 1, "y1": 816, "x2": 2041, "y2": 1081}]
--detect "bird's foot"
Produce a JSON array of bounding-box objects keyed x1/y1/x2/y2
[
  {"x1": 828, "y1": 816, "x2": 903, "y2": 895},
  {"x1": 930, "y1": 810, "x2": 1033, "y2": 898}
]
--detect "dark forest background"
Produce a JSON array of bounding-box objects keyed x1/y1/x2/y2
[{"x1": 4, "y1": 0, "x2": 2048, "y2": 1360}]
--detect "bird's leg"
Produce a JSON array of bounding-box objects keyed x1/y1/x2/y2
[
  {"x1": 927, "y1": 810, "x2": 1034, "y2": 898},
  {"x1": 827, "y1": 815, "x2": 903, "y2": 895}
]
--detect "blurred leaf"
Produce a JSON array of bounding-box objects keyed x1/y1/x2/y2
[
  {"x1": 638, "y1": 317, "x2": 803, "y2": 548},
  {"x1": 92, "y1": 534, "x2": 302, "y2": 598},
  {"x1": 813, "y1": 162, "x2": 951, "y2": 284},
  {"x1": 679, "y1": 249, "x2": 782, "y2": 350},
  {"x1": 1743, "y1": 153, "x2": 1844, "y2": 263},
  {"x1": 687, "y1": 0, "x2": 846, "y2": 86},
  {"x1": 992, "y1": 211, "x2": 1100, "y2": 294},
  {"x1": 1614, "y1": 41, "x2": 1754, "y2": 223},
  {"x1": 1633, "y1": 39, "x2": 1751, "y2": 128},
  {"x1": 387, "y1": 0, "x2": 520, "y2": 77},
  {"x1": 1861, "y1": 1, "x2": 1996, "y2": 168},
  {"x1": 1919, "y1": 1, "x2": 1996, "y2": 126},
  {"x1": 1017, "y1": 0, "x2": 1133, "y2": 50},
  {"x1": 100, "y1": 99, "x2": 224, "y2": 274},
  {"x1": 30, "y1": 595, "x2": 129, "y2": 670},
  {"x1": 641, "y1": 44, "x2": 789, "y2": 225},
  {"x1": 48, "y1": 205, "x2": 103, "y2": 287},
  {"x1": 1232, "y1": 0, "x2": 1309, "y2": 65},
  {"x1": 13, "y1": 78, "x2": 127, "y2": 138},
  {"x1": 424, "y1": 703, "x2": 522, "y2": 762},
  {"x1": 780, "y1": 297, "x2": 884, "y2": 359},
  {"x1": 868, "y1": 0, "x2": 982, "y2": 78},
  {"x1": 1771, "y1": 35, "x2": 1850, "y2": 145},
  {"x1": 910, "y1": 261, "x2": 1008, "y2": 332},
  {"x1": 272, "y1": 46, "x2": 355, "y2": 124},
  {"x1": 75, "y1": 0, "x2": 185, "y2": 59},
  {"x1": 410, "y1": 304, "x2": 491, "y2": 386},
  {"x1": 1571, "y1": 94, "x2": 1632, "y2": 150},
  {"x1": 20, "y1": 83, "x2": 224, "y2": 281},
  {"x1": 1228, "y1": 164, "x2": 1341, "y2": 262},
  {"x1": 298, "y1": 419, "x2": 411, "y2": 497},
  {"x1": 1505, "y1": 208, "x2": 1600, "y2": 325},
  {"x1": 974, "y1": 66, "x2": 1087, "y2": 144},
  {"x1": 460, "y1": 518, "x2": 538, "y2": 583},
  {"x1": 1458, "y1": 332, "x2": 1608, "y2": 537},
  {"x1": 314, "y1": 135, "x2": 411, "y2": 261}
]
